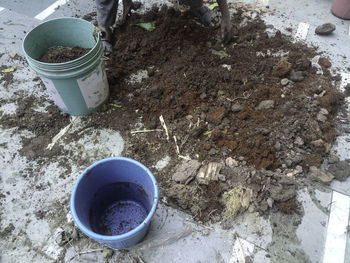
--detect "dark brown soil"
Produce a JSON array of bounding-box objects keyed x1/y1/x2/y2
[
  {"x1": 39, "y1": 46, "x2": 90, "y2": 63},
  {"x1": 276, "y1": 198, "x2": 300, "y2": 215},
  {"x1": 1, "y1": 6, "x2": 345, "y2": 223}
]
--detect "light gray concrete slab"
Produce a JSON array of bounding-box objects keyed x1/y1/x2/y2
[{"x1": 0, "y1": 0, "x2": 57, "y2": 18}]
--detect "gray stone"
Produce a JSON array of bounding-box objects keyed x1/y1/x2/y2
[
  {"x1": 172, "y1": 160, "x2": 201, "y2": 184},
  {"x1": 200, "y1": 92, "x2": 207, "y2": 100},
  {"x1": 315, "y1": 23, "x2": 336, "y2": 35},
  {"x1": 328, "y1": 161, "x2": 350, "y2": 181},
  {"x1": 328, "y1": 154, "x2": 340, "y2": 164},
  {"x1": 294, "y1": 137, "x2": 304, "y2": 146},
  {"x1": 295, "y1": 165, "x2": 303, "y2": 174},
  {"x1": 319, "y1": 108, "x2": 329, "y2": 115},
  {"x1": 231, "y1": 102, "x2": 245, "y2": 112},
  {"x1": 289, "y1": 70, "x2": 304, "y2": 82},
  {"x1": 267, "y1": 198, "x2": 274, "y2": 208},
  {"x1": 197, "y1": 162, "x2": 223, "y2": 185},
  {"x1": 218, "y1": 174, "x2": 226, "y2": 181},
  {"x1": 102, "y1": 248, "x2": 114, "y2": 259},
  {"x1": 281, "y1": 78, "x2": 289, "y2": 86},
  {"x1": 310, "y1": 166, "x2": 334, "y2": 184},
  {"x1": 256, "y1": 100, "x2": 275, "y2": 110},
  {"x1": 317, "y1": 112, "x2": 327, "y2": 122},
  {"x1": 274, "y1": 142, "x2": 281, "y2": 151},
  {"x1": 311, "y1": 139, "x2": 324, "y2": 147}
]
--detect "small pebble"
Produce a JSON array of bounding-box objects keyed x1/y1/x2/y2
[
  {"x1": 102, "y1": 248, "x2": 114, "y2": 259},
  {"x1": 281, "y1": 78, "x2": 289, "y2": 86},
  {"x1": 315, "y1": 23, "x2": 336, "y2": 35}
]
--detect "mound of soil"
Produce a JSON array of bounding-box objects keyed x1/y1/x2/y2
[
  {"x1": 99, "y1": 6, "x2": 342, "y2": 221},
  {"x1": 39, "y1": 46, "x2": 90, "y2": 63},
  {"x1": 1, "y1": 5, "x2": 345, "y2": 223}
]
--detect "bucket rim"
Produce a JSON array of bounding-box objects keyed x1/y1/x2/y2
[
  {"x1": 70, "y1": 157, "x2": 159, "y2": 243},
  {"x1": 22, "y1": 17, "x2": 100, "y2": 67}
]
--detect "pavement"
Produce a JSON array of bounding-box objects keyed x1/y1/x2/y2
[{"x1": 0, "y1": 0, "x2": 350, "y2": 262}]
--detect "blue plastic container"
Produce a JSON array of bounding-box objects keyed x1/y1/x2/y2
[{"x1": 70, "y1": 157, "x2": 159, "y2": 249}]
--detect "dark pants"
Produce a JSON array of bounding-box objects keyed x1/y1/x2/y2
[{"x1": 96, "y1": 0, "x2": 204, "y2": 28}]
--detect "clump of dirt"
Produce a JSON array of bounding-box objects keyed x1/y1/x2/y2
[
  {"x1": 276, "y1": 198, "x2": 300, "y2": 215},
  {"x1": 39, "y1": 46, "x2": 90, "y2": 63},
  {"x1": 1, "y1": 5, "x2": 345, "y2": 223}
]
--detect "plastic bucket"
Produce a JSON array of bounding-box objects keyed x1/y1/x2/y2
[
  {"x1": 22, "y1": 18, "x2": 109, "y2": 115},
  {"x1": 331, "y1": 0, "x2": 350, "y2": 19},
  {"x1": 70, "y1": 157, "x2": 159, "y2": 249}
]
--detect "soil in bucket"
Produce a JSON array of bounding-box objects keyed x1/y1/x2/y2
[
  {"x1": 89, "y1": 182, "x2": 150, "y2": 236},
  {"x1": 39, "y1": 46, "x2": 91, "y2": 63}
]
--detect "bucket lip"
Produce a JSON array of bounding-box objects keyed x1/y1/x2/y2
[
  {"x1": 22, "y1": 17, "x2": 100, "y2": 67},
  {"x1": 70, "y1": 157, "x2": 159, "y2": 242}
]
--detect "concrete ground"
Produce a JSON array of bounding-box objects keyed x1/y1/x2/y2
[{"x1": 0, "y1": 0, "x2": 350, "y2": 262}]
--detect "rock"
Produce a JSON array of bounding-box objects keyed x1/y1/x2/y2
[
  {"x1": 102, "y1": 248, "x2": 114, "y2": 259},
  {"x1": 310, "y1": 166, "x2": 334, "y2": 184},
  {"x1": 202, "y1": 229, "x2": 210, "y2": 236},
  {"x1": 273, "y1": 60, "x2": 292, "y2": 77},
  {"x1": 289, "y1": 70, "x2": 304, "y2": 82},
  {"x1": 328, "y1": 154, "x2": 340, "y2": 164},
  {"x1": 317, "y1": 112, "x2": 327, "y2": 122},
  {"x1": 200, "y1": 92, "x2": 207, "y2": 100},
  {"x1": 281, "y1": 78, "x2": 289, "y2": 86},
  {"x1": 328, "y1": 161, "x2": 350, "y2": 181},
  {"x1": 274, "y1": 142, "x2": 281, "y2": 151},
  {"x1": 256, "y1": 100, "x2": 275, "y2": 110},
  {"x1": 172, "y1": 160, "x2": 201, "y2": 184},
  {"x1": 206, "y1": 106, "x2": 226, "y2": 124},
  {"x1": 71, "y1": 228, "x2": 79, "y2": 241},
  {"x1": 197, "y1": 162, "x2": 223, "y2": 185},
  {"x1": 294, "y1": 137, "x2": 304, "y2": 146},
  {"x1": 266, "y1": 177, "x2": 296, "y2": 202},
  {"x1": 267, "y1": 198, "x2": 274, "y2": 208},
  {"x1": 223, "y1": 185, "x2": 253, "y2": 219},
  {"x1": 320, "y1": 108, "x2": 329, "y2": 115},
  {"x1": 295, "y1": 58, "x2": 311, "y2": 71},
  {"x1": 295, "y1": 165, "x2": 303, "y2": 174},
  {"x1": 55, "y1": 231, "x2": 66, "y2": 247},
  {"x1": 218, "y1": 174, "x2": 226, "y2": 181},
  {"x1": 318, "y1": 57, "x2": 332, "y2": 68},
  {"x1": 185, "y1": 115, "x2": 193, "y2": 120},
  {"x1": 231, "y1": 102, "x2": 245, "y2": 112},
  {"x1": 315, "y1": 23, "x2": 336, "y2": 35},
  {"x1": 225, "y1": 157, "x2": 239, "y2": 168},
  {"x1": 311, "y1": 139, "x2": 324, "y2": 147},
  {"x1": 248, "y1": 205, "x2": 255, "y2": 213}
]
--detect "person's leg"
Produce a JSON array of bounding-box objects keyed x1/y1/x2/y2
[
  {"x1": 179, "y1": 0, "x2": 218, "y2": 27},
  {"x1": 96, "y1": 0, "x2": 118, "y2": 51}
]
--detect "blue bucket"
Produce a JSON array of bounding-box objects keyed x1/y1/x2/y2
[{"x1": 70, "y1": 157, "x2": 159, "y2": 249}]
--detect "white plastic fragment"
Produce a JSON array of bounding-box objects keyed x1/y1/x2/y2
[
  {"x1": 159, "y1": 115, "x2": 169, "y2": 141},
  {"x1": 47, "y1": 116, "x2": 78, "y2": 150}
]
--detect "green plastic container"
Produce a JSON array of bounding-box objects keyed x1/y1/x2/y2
[{"x1": 23, "y1": 18, "x2": 109, "y2": 115}]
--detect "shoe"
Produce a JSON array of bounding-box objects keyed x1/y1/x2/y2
[
  {"x1": 190, "y1": 5, "x2": 221, "y2": 28},
  {"x1": 98, "y1": 27, "x2": 114, "y2": 53}
]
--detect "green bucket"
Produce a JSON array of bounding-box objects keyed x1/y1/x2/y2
[{"x1": 23, "y1": 18, "x2": 109, "y2": 115}]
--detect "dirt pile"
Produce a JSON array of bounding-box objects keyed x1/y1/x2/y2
[{"x1": 101, "y1": 6, "x2": 343, "y2": 221}]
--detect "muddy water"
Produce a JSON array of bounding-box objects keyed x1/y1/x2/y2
[{"x1": 89, "y1": 182, "x2": 150, "y2": 236}]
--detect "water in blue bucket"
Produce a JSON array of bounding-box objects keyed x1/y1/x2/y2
[{"x1": 89, "y1": 182, "x2": 150, "y2": 236}]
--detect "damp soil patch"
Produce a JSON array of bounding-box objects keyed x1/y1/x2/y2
[{"x1": 39, "y1": 46, "x2": 90, "y2": 63}]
